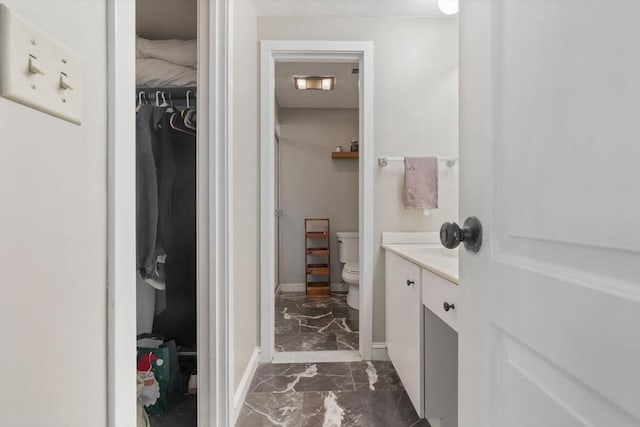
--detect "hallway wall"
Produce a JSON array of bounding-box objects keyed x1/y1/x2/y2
[
  {"x1": 0, "y1": 1, "x2": 108, "y2": 425},
  {"x1": 232, "y1": 0, "x2": 261, "y2": 396}
]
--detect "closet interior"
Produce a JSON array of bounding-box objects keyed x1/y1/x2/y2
[{"x1": 135, "y1": 1, "x2": 198, "y2": 426}]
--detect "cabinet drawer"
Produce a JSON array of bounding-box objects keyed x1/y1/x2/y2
[{"x1": 422, "y1": 268, "x2": 459, "y2": 332}]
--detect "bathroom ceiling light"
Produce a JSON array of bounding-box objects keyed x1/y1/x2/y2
[
  {"x1": 293, "y1": 76, "x2": 336, "y2": 91},
  {"x1": 438, "y1": 0, "x2": 458, "y2": 15}
]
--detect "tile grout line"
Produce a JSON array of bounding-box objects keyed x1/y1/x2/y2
[
  {"x1": 348, "y1": 361, "x2": 356, "y2": 391},
  {"x1": 389, "y1": 387, "x2": 404, "y2": 424},
  {"x1": 299, "y1": 392, "x2": 307, "y2": 427}
]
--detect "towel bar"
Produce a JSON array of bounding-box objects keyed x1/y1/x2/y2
[{"x1": 378, "y1": 156, "x2": 458, "y2": 167}]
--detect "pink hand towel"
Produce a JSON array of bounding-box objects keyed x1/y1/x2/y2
[{"x1": 404, "y1": 157, "x2": 438, "y2": 210}]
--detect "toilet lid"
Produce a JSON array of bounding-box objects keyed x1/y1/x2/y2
[{"x1": 344, "y1": 262, "x2": 360, "y2": 274}]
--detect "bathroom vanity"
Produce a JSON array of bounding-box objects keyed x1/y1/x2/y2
[{"x1": 383, "y1": 233, "x2": 459, "y2": 427}]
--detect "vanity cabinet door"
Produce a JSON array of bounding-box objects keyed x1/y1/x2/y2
[{"x1": 385, "y1": 252, "x2": 423, "y2": 417}]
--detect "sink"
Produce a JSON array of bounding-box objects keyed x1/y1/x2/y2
[{"x1": 409, "y1": 247, "x2": 459, "y2": 258}]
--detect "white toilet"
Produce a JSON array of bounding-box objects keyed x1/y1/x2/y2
[{"x1": 336, "y1": 231, "x2": 359, "y2": 310}]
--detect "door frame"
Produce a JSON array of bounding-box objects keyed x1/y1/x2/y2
[
  {"x1": 274, "y1": 130, "x2": 281, "y2": 291},
  {"x1": 259, "y1": 40, "x2": 375, "y2": 362},
  {"x1": 106, "y1": 0, "x2": 232, "y2": 425}
]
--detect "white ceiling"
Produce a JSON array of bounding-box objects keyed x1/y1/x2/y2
[
  {"x1": 254, "y1": 0, "x2": 446, "y2": 18},
  {"x1": 275, "y1": 62, "x2": 360, "y2": 109}
]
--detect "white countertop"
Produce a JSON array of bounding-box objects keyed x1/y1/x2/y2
[{"x1": 382, "y1": 243, "x2": 459, "y2": 284}]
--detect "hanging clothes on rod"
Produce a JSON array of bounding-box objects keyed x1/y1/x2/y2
[
  {"x1": 136, "y1": 105, "x2": 164, "y2": 279},
  {"x1": 135, "y1": 88, "x2": 197, "y2": 348},
  {"x1": 153, "y1": 107, "x2": 197, "y2": 348}
]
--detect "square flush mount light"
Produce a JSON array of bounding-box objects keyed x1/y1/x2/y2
[{"x1": 293, "y1": 76, "x2": 336, "y2": 91}]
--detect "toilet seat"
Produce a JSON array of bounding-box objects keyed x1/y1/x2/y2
[
  {"x1": 344, "y1": 261, "x2": 360, "y2": 274},
  {"x1": 342, "y1": 261, "x2": 360, "y2": 287},
  {"x1": 341, "y1": 262, "x2": 360, "y2": 310}
]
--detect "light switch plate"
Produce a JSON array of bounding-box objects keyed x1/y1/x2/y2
[{"x1": 0, "y1": 4, "x2": 82, "y2": 124}]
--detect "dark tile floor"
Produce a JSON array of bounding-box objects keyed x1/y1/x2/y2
[
  {"x1": 275, "y1": 292, "x2": 359, "y2": 352},
  {"x1": 236, "y1": 361, "x2": 427, "y2": 427},
  {"x1": 149, "y1": 394, "x2": 197, "y2": 427}
]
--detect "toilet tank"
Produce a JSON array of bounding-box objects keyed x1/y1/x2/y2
[{"x1": 336, "y1": 232, "x2": 359, "y2": 263}]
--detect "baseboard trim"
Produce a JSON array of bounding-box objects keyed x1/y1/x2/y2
[
  {"x1": 278, "y1": 282, "x2": 348, "y2": 293},
  {"x1": 371, "y1": 342, "x2": 389, "y2": 361},
  {"x1": 278, "y1": 283, "x2": 305, "y2": 292},
  {"x1": 272, "y1": 350, "x2": 361, "y2": 364},
  {"x1": 232, "y1": 346, "x2": 261, "y2": 423}
]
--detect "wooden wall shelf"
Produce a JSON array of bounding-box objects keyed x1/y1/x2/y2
[{"x1": 331, "y1": 151, "x2": 359, "y2": 159}]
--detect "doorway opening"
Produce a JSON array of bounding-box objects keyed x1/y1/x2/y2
[
  {"x1": 274, "y1": 61, "x2": 361, "y2": 354},
  {"x1": 260, "y1": 41, "x2": 375, "y2": 364},
  {"x1": 107, "y1": 0, "x2": 230, "y2": 425},
  {"x1": 134, "y1": 1, "x2": 199, "y2": 424}
]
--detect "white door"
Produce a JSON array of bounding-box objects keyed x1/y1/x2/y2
[{"x1": 459, "y1": 2, "x2": 640, "y2": 427}]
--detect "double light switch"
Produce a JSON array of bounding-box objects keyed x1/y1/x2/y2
[{"x1": 0, "y1": 4, "x2": 82, "y2": 124}]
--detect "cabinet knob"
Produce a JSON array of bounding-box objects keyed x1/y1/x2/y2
[
  {"x1": 443, "y1": 301, "x2": 455, "y2": 311},
  {"x1": 406, "y1": 279, "x2": 415, "y2": 286}
]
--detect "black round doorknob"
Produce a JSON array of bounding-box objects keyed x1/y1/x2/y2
[
  {"x1": 406, "y1": 279, "x2": 415, "y2": 286},
  {"x1": 440, "y1": 222, "x2": 462, "y2": 249},
  {"x1": 443, "y1": 301, "x2": 455, "y2": 312},
  {"x1": 440, "y1": 216, "x2": 483, "y2": 253}
]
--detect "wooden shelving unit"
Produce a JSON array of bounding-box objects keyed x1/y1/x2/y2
[
  {"x1": 331, "y1": 151, "x2": 359, "y2": 159},
  {"x1": 305, "y1": 218, "x2": 331, "y2": 297}
]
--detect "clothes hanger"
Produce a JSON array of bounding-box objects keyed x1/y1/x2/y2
[
  {"x1": 169, "y1": 112, "x2": 196, "y2": 136},
  {"x1": 165, "y1": 92, "x2": 175, "y2": 113},
  {"x1": 155, "y1": 91, "x2": 170, "y2": 108},
  {"x1": 185, "y1": 90, "x2": 192, "y2": 109},
  {"x1": 183, "y1": 109, "x2": 196, "y2": 131},
  {"x1": 136, "y1": 91, "x2": 145, "y2": 112}
]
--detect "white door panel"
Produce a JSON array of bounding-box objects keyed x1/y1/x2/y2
[
  {"x1": 459, "y1": 1, "x2": 640, "y2": 426},
  {"x1": 495, "y1": 3, "x2": 640, "y2": 253}
]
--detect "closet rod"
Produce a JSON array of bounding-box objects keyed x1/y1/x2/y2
[{"x1": 136, "y1": 86, "x2": 197, "y2": 100}]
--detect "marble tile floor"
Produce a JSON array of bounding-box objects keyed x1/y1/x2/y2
[
  {"x1": 236, "y1": 361, "x2": 428, "y2": 427},
  {"x1": 275, "y1": 292, "x2": 359, "y2": 352}
]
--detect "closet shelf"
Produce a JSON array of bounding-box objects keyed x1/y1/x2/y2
[{"x1": 332, "y1": 151, "x2": 358, "y2": 159}]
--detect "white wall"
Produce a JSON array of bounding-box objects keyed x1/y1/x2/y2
[
  {"x1": 259, "y1": 16, "x2": 459, "y2": 342},
  {"x1": 278, "y1": 108, "x2": 359, "y2": 289},
  {"x1": 136, "y1": 0, "x2": 197, "y2": 40},
  {"x1": 0, "y1": 1, "x2": 108, "y2": 426},
  {"x1": 233, "y1": 0, "x2": 260, "y2": 392}
]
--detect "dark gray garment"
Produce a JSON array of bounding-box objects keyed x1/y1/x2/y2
[
  {"x1": 152, "y1": 112, "x2": 197, "y2": 347},
  {"x1": 136, "y1": 106, "x2": 163, "y2": 276}
]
